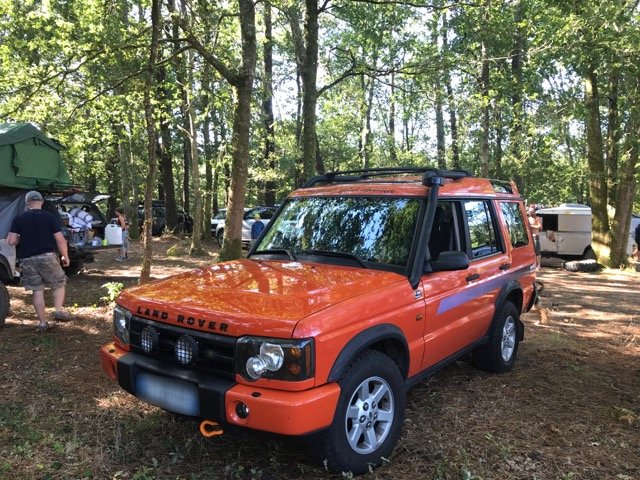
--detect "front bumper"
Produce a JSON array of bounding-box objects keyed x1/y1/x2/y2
[{"x1": 99, "y1": 342, "x2": 340, "y2": 436}]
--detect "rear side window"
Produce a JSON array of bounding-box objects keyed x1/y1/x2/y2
[
  {"x1": 500, "y1": 202, "x2": 529, "y2": 248},
  {"x1": 464, "y1": 200, "x2": 500, "y2": 259}
]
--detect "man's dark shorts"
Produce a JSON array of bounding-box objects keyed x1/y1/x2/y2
[
  {"x1": 20, "y1": 253, "x2": 67, "y2": 291},
  {"x1": 533, "y1": 234, "x2": 541, "y2": 256}
]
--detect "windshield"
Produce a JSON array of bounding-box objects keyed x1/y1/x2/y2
[{"x1": 255, "y1": 196, "x2": 421, "y2": 267}]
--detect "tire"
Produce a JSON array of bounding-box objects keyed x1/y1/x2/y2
[
  {"x1": 314, "y1": 350, "x2": 405, "y2": 474},
  {"x1": 473, "y1": 301, "x2": 520, "y2": 373},
  {"x1": 0, "y1": 282, "x2": 9, "y2": 328},
  {"x1": 582, "y1": 246, "x2": 597, "y2": 261},
  {"x1": 563, "y1": 259, "x2": 600, "y2": 273},
  {"x1": 216, "y1": 229, "x2": 224, "y2": 247},
  {"x1": 63, "y1": 259, "x2": 84, "y2": 276}
]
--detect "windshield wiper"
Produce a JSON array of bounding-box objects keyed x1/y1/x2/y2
[
  {"x1": 252, "y1": 249, "x2": 297, "y2": 261},
  {"x1": 300, "y1": 249, "x2": 368, "y2": 268}
]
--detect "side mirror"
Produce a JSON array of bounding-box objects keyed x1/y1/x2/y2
[{"x1": 429, "y1": 251, "x2": 469, "y2": 272}]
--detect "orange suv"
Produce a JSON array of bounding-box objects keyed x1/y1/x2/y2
[{"x1": 100, "y1": 168, "x2": 538, "y2": 474}]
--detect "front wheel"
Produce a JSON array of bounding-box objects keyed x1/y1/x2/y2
[
  {"x1": 0, "y1": 282, "x2": 9, "y2": 328},
  {"x1": 473, "y1": 301, "x2": 520, "y2": 373},
  {"x1": 216, "y1": 229, "x2": 224, "y2": 247},
  {"x1": 314, "y1": 350, "x2": 405, "y2": 474}
]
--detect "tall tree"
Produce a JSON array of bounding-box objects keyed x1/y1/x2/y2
[
  {"x1": 263, "y1": 1, "x2": 277, "y2": 206},
  {"x1": 140, "y1": 0, "x2": 162, "y2": 284},
  {"x1": 181, "y1": 0, "x2": 257, "y2": 260}
]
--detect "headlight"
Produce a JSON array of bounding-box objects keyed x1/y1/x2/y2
[
  {"x1": 113, "y1": 305, "x2": 131, "y2": 345},
  {"x1": 236, "y1": 337, "x2": 314, "y2": 381}
]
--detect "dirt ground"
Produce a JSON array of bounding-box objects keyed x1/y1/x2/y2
[{"x1": 0, "y1": 237, "x2": 638, "y2": 480}]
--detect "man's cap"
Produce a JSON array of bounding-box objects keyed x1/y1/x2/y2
[{"x1": 25, "y1": 191, "x2": 44, "y2": 202}]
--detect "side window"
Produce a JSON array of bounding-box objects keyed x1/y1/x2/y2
[
  {"x1": 464, "y1": 200, "x2": 500, "y2": 259},
  {"x1": 429, "y1": 201, "x2": 462, "y2": 260},
  {"x1": 500, "y1": 202, "x2": 529, "y2": 248}
]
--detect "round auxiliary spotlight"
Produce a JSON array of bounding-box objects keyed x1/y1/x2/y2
[
  {"x1": 140, "y1": 326, "x2": 159, "y2": 354},
  {"x1": 175, "y1": 335, "x2": 199, "y2": 365}
]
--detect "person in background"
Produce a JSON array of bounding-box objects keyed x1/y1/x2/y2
[
  {"x1": 528, "y1": 204, "x2": 542, "y2": 269},
  {"x1": 115, "y1": 207, "x2": 129, "y2": 261},
  {"x1": 251, "y1": 213, "x2": 265, "y2": 244},
  {"x1": 7, "y1": 190, "x2": 72, "y2": 332}
]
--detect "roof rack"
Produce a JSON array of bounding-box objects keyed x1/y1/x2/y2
[{"x1": 303, "y1": 167, "x2": 472, "y2": 188}]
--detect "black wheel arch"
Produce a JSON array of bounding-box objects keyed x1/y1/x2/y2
[
  {"x1": 493, "y1": 281, "x2": 524, "y2": 341},
  {"x1": 0, "y1": 255, "x2": 12, "y2": 282},
  {"x1": 327, "y1": 324, "x2": 409, "y2": 383}
]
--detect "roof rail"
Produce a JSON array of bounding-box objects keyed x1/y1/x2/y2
[{"x1": 303, "y1": 167, "x2": 472, "y2": 188}]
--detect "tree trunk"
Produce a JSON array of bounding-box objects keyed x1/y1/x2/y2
[
  {"x1": 187, "y1": 54, "x2": 203, "y2": 255},
  {"x1": 301, "y1": 0, "x2": 319, "y2": 184},
  {"x1": 610, "y1": 99, "x2": 638, "y2": 267},
  {"x1": 140, "y1": 0, "x2": 161, "y2": 284},
  {"x1": 585, "y1": 66, "x2": 610, "y2": 262},
  {"x1": 203, "y1": 96, "x2": 213, "y2": 240},
  {"x1": 157, "y1": 64, "x2": 178, "y2": 233},
  {"x1": 494, "y1": 104, "x2": 503, "y2": 177},
  {"x1": 263, "y1": 3, "x2": 277, "y2": 206},
  {"x1": 442, "y1": 12, "x2": 460, "y2": 169},
  {"x1": 479, "y1": 6, "x2": 491, "y2": 178},
  {"x1": 432, "y1": 15, "x2": 446, "y2": 169},
  {"x1": 510, "y1": 0, "x2": 525, "y2": 167},
  {"x1": 388, "y1": 72, "x2": 397, "y2": 164},
  {"x1": 219, "y1": 79, "x2": 253, "y2": 260},
  {"x1": 359, "y1": 71, "x2": 374, "y2": 169},
  {"x1": 217, "y1": 0, "x2": 257, "y2": 261},
  {"x1": 606, "y1": 71, "x2": 620, "y2": 205}
]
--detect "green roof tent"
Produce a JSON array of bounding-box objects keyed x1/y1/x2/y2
[{"x1": 0, "y1": 122, "x2": 72, "y2": 189}]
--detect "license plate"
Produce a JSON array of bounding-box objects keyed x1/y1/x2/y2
[{"x1": 136, "y1": 372, "x2": 200, "y2": 416}]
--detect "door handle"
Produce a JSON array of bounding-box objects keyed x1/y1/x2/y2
[
  {"x1": 466, "y1": 273, "x2": 480, "y2": 282},
  {"x1": 500, "y1": 263, "x2": 511, "y2": 271}
]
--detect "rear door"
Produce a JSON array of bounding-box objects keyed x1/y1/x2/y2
[{"x1": 421, "y1": 198, "x2": 509, "y2": 368}]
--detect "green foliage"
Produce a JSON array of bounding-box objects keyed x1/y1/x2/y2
[
  {"x1": 0, "y1": 0, "x2": 638, "y2": 231},
  {"x1": 100, "y1": 281, "x2": 124, "y2": 303}
]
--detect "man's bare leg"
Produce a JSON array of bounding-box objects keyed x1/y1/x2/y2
[
  {"x1": 52, "y1": 286, "x2": 72, "y2": 321},
  {"x1": 32, "y1": 289, "x2": 47, "y2": 327}
]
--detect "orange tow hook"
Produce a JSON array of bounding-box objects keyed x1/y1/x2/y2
[{"x1": 199, "y1": 419, "x2": 223, "y2": 438}]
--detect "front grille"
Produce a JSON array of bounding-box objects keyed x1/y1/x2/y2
[{"x1": 128, "y1": 316, "x2": 236, "y2": 380}]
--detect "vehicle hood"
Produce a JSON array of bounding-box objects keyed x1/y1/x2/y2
[{"x1": 117, "y1": 259, "x2": 405, "y2": 337}]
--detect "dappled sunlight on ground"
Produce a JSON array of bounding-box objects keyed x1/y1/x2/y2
[{"x1": 1, "y1": 240, "x2": 638, "y2": 479}]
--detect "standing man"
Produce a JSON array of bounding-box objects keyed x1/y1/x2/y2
[
  {"x1": 251, "y1": 213, "x2": 265, "y2": 245},
  {"x1": 7, "y1": 191, "x2": 72, "y2": 332},
  {"x1": 528, "y1": 204, "x2": 542, "y2": 269}
]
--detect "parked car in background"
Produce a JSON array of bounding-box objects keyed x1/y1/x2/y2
[
  {"x1": 210, "y1": 208, "x2": 229, "y2": 236},
  {"x1": 137, "y1": 200, "x2": 193, "y2": 236},
  {"x1": 213, "y1": 206, "x2": 277, "y2": 247}
]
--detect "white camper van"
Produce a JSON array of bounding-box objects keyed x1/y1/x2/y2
[{"x1": 535, "y1": 203, "x2": 640, "y2": 260}]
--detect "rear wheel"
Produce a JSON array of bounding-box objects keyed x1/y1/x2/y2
[
  {"x1": 216, "y1": 229, "x2": 224, "y2": 247},
  {"x1": 314, "y1": 350, "x2": 405, "y2": 474},
  {"x1": 0, "y1": 282, "x2": 9, "y2": 328},
  {"x1": 473, "y1": 301, "x2": 520, "y2": 373}
]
